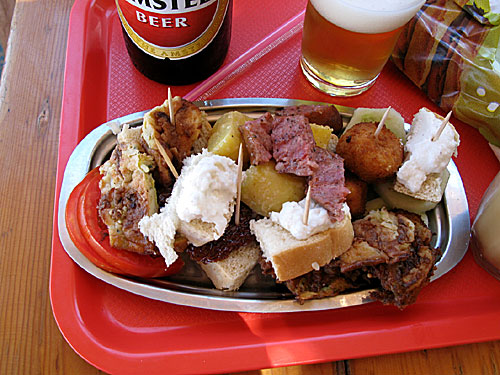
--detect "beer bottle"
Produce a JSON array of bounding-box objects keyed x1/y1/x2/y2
[{"x1": 116, "y1": 0, "x2": 232, "y2": 85}]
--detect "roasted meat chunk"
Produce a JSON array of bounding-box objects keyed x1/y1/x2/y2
[
  {"x1": 276, "y1": 104, "x2": 343, "y2": 133},
  {"x1": 239, "y1": 112, "x2": 274, "y2": 165},
  {"x1": 283, "y1": 208, "x2": 440, "y2": 309},
  {"x1": 271, "y1": 115, "x2": 318, "y2": 176}
]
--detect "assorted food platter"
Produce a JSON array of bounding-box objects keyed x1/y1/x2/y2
[{"x1": 57, "y1": 98, "x2": 470, "y2": 313}]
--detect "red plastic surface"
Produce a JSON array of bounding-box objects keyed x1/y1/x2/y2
[{"x1": 51, "y1": 0, "x2": 500, "y2": 374}]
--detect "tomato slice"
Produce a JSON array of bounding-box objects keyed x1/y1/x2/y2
[
  {"x1": 65, "y1": 170, "x2": 122, "y2": 274},
  {"x1": 66, "y1": 167, "x2": 183, "y2": 278}
]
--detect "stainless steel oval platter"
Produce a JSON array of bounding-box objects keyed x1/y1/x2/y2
[{"x1": 57, "y1": 98, "x2": 471, "y2": 313}]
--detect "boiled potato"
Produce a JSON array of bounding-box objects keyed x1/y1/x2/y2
[
  {"x1": 207, "y1": 111, "x2": 252, "y2": 161},
  {"x1": 310, "y1": 123, "x2": 333, "y2": 149},
  {"x1": 241, "y1": 161, "x2": 307, "y2": 217}
]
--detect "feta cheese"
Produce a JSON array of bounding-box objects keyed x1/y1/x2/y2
[
  {"x1": 270, "y1": 199, "x2": 349, "y2": 240},
  {"x1": 397, "y1": 108, "x2": 459, "y2": 193},
  {"x1": 175, "y1": 149, "x2": 238, "y2": 236}
]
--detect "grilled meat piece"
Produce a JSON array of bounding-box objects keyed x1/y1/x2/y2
[
  {"x1": 239, "y1": 112, "x2": 274, "y2": 165},
  {"x1": 276, "y1": 104, "x2": 343, "y2": 133},
  {"x1": 271, "y1": 115, "x2": 318, "y2": 176},
  {"x1": 369, "y1": 211, "x2": 440, "y2": 309},
  {"x1": 283, "y1": 208, "x2": 440, "y2": 309},
  {"x1": 371, "y1": 242, "x2": 440, "y2": 309},
  {"x1": 342, "y1": 209, "x2": 418, "y2": 267},
  {"x1": 308, "y1": 147, "x2": 350, "y2": 222}
]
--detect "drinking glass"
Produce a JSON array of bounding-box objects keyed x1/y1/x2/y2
[{"x1": 300, "y1": 0, "x2": 425, "y2": 96}]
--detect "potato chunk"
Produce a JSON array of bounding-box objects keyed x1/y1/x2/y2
[
  {"x1": 310, "y1": 123, "x2": 333, "y2": 149},
  {"x1": 241, "y1": 161, "x2": 307, "y2": 217},
  {"x1": 207, "y1": 111, "x2": 252, "y2": 162}
]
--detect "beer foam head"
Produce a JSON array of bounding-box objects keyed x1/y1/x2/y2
[{"x1": 311, "y1": 0, "x2": 425, "y2": 34}]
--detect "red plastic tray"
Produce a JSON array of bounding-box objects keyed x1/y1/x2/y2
[{"x1": 51, "y1": 0, "x2": 500, "y2": 374}]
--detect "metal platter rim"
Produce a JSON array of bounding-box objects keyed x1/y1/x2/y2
[{"x1": 57, "y1": 98, "x2": 470, "y2": 313}]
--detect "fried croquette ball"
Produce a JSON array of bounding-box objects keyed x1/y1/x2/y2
[
  {"x1": 337, "y1": 122, "x2": 403, "y2": 182},
  {"x1": 345, "y1": 173, "x2": 368, "y2": 218}
]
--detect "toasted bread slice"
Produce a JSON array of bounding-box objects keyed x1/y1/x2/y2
[
  {"x1": 394, "y1": 168, "x2": 450, "y2": 204},
  {"x1": 199, "y1": 241, "x2": 261, "y2": 291},
  {"x1": 250, "y1": 209, "x2": 353, "y2": 282}
]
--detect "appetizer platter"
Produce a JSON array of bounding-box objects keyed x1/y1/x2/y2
[{"x1": 58, "y1": 97, "x2": 470, "y2": 313}]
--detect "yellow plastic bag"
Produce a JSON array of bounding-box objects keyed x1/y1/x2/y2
[{"x1": 392, "y1": 0, "x2": 500, "y2": 146}]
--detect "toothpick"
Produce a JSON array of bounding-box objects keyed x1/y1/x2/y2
[
  {"x1": 303, "y1": 184, "x2": 312, "y2": 226},
  {"x1": 432, "y1": 111, "x2": 452, "y2": 141},
  {"x1": 168, "y1": 87, "x2": 175, "y2": 126},
  {"x1": 374, "y1": 106, "x2": 392, "y2": 138},
  {"x1": 235, "y1": 143, "x2": 244, "y2": 226},
  {"x1": 154, "y1": 138, "x2": 179, "y2": 179}
]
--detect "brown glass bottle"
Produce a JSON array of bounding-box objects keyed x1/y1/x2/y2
[{"x1": 116, "y1": 0, "x2": 232, "y2": 85}]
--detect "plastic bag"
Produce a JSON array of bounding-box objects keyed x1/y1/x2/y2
[{"x1": 392, "y1": 0, "x2": 500, "y2": 146}]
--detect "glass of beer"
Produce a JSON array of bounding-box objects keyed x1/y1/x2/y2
[{"x1": 300, "y1": 0, "x2": 425, "y2": 97}]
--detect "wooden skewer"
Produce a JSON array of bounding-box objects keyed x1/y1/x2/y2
[
  {"x1": 235, "y1": 143, "x2": 244, "y2": 226},
  {"x1": 303, "y1": 184, "x2": 312, "y2": 226},
  {"x1": 374, "y1": 106, "x2": 392, "y2": 138},
  {"x1": 168, "y1": 87, "x2": 175, "y2": 126},
  {"x1": 154, "y1": 137, "x2": 179, "y2": 179},
  {"x1": 431, "y1": 111, "x2": 452, "y2": 141}
]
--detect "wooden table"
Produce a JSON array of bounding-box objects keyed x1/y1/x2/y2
[{"x1": 1, "y1": 0, "x2": 500, "y2": 374}]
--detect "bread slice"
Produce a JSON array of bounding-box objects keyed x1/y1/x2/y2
[
  {"x1": 394, "y1": 168, "x2": 450, "y2": 204},
  {"x1": 199, "y1": 241, "x2": 261, "y2": 291},
  {"x1": 250, "y1": 211, "x2": 353, "y2": 282}
]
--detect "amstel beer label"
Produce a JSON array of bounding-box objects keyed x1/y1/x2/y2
[{"x1": 116, "y1": 0, "x2": 229, "y2": 59}]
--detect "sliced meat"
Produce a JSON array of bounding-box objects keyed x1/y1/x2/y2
[
  {"x1": 239, "y1": 112, "x2": 274, "y2": 165},
  {"x1": 271, "y1": 115, "x2": 318, "y2": 176},
  {"x1": 276, "y1": 104, "x2": 343, "y2": 133},
  {"x1": 308, "y1": 147, "x2": 350, "y2": 222}
]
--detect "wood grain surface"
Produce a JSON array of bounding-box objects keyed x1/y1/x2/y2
[{"x1": 0, "y1": 0, "x2": 499, "y2": 374}]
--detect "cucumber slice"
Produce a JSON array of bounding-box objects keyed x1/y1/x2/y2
[
  {"x1": 374, "y1": 179, "x2": 441, "y2": 214},
  {"x1": 346, "y1": 107, "x2": 406, "y2": 143}
]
